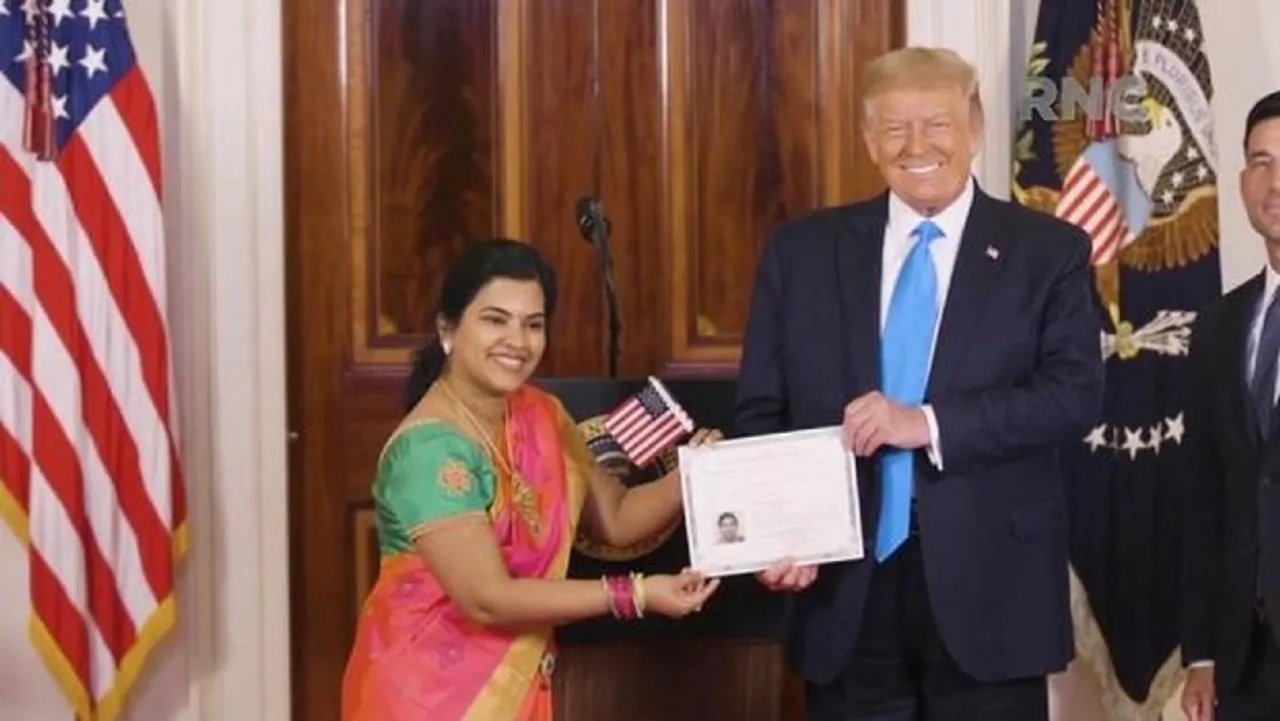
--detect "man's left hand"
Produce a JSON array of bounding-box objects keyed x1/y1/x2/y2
[{"x1": 842, "y1": 391, "x2": 929, "y2": 457}]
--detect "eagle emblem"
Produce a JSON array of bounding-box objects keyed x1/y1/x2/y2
[{"x1": 1013, "y1": 0, "x2": 1218, "y2": 360}]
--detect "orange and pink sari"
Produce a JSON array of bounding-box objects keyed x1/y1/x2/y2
[{"x1": 341, "y1": 385, "x2": 590, "y2": 720}]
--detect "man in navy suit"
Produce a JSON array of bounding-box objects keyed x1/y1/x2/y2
[
  {"x1": 734, "y1": 47, "x2": 1104, "y2": 720},
  {"x1": 1179, "y1": 91, "x2": 1280, "y2": 721}
]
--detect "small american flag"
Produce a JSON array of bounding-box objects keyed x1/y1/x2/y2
[{"x1": 603, "y1": 376, "x2": 694, "y2": 468}]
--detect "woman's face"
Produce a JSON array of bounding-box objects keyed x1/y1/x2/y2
[{"x1": 441, "y1": 278, "x2": 547, "y2": 396}]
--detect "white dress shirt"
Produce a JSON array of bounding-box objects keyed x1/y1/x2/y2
[{"x1": 880, "y1": 176, "x2": 975, "y2": 469}]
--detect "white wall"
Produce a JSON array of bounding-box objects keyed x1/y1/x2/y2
[
  {"x1": 0, "y1": 1, "x2": 1273, "y2": 720},
  {"x1": 0, "y1": 1, "x2": 289, "y2": 720}
]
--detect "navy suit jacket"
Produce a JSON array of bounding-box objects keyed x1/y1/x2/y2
[{"x1": 733, "y1": 186, "x2": 1105, "y2": 684}]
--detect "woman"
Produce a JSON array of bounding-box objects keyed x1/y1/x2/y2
[{"x1": 341, "y1": 239, "x2": 721, "y2": 720}]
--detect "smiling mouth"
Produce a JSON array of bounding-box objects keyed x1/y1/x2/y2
[
  {"x1": 903, "y1": 163, "x2": 943, "y2": 176},
  {"x1": 490, "y1": 354, "x2": 528, "y2": 371}
]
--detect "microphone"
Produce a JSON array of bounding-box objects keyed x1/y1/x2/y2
[
  {"x1": 575, "y1": 196, "x2": 622, "y2": 379},
  {"x1": 576, "y1": 197, "x2": 611, "y2": 242}
]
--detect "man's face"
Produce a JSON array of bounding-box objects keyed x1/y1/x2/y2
[
  {"x1": 862, "y1": 85, "x2": 981, "y2": 214},
  {"x1": 718, "y1": 517, "x2": 738, "y2": 541},
  {"x1": 1241, "y1": 117, "x2": 1280, "y2": 244}
]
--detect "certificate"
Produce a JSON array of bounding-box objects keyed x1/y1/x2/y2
[{"x1": 677, "y1": 426, "x2": 864, "y2": 578}]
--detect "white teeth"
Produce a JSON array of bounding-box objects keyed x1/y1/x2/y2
[
  {"x1": 493, "y1": 356, "x2": 524, "y2": 369},
  {"x1": 906, "y1": 164, "x2": 942, "y2": 175}
]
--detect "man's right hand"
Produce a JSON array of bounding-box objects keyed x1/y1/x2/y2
[
  {"x1": 1181, "y1": 665, "x2": 1215, "y2": 721},
  {"x1": 757, "y1": 561, "x2": 817, "y2": 592}
]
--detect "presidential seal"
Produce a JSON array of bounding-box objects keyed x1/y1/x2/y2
[
  {"x1": 1014, "y1": 0, "x2": 1217, "y2": 364},
  {"x1": 571, "y1": 414, "x2": 682, "y2": 562}
]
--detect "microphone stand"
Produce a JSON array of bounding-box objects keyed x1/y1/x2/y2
[{"x1": 577, "y1": 199, "x2": 622, "y2": 379}]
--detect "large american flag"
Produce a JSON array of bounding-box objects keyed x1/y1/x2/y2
[
  {"x1": 603, "y1": 376, "x2": 694, "y2": 469},
  {"x1": 0, "y1": 2, "x2": 185, "y2": 720}
]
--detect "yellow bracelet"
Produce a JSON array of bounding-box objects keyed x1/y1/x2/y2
[{"x1": 630, "y1": 572, "x2": 646, "y2": 618}]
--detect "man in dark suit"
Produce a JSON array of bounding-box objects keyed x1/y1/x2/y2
[
  {"x1": 1180, "y1": 90, "x2": 1280, "y2": 721},
  {"x1": 733, "y1": 46, "x2": 1105, "y2": 720}
]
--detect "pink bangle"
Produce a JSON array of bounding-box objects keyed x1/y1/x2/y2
[{"x1": 603, "y1": 575, "x2": 639, "y2": 620}]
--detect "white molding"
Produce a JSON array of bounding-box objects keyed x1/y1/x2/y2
[
  {"x1": 164, "y1": 0, "x2": 210, "y2": 717},
  {"x1": 172, "y1": 0, "x2": 290, "y2": 718},
  {"x1": 906, "y1": 0, "x2": 1017, "y2": 199}
]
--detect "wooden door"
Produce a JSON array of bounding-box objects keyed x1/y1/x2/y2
[{"x1": 283, "y1": 1, "x2": 903, "y2": 720}]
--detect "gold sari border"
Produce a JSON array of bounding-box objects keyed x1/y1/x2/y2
[{"x1": 407, "y1": 511, "x2": 489, "y2": 541}]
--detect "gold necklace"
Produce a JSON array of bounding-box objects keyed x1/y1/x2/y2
[{"x1": 439, "y1": 380, "x2": 542, "y2": 536}]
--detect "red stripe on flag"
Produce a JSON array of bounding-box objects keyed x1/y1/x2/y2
[
  {"x1": 0, "y1": 424, "x2": 30, "y2": 514},
  {"x1": 29, "y1": 551, "x2": 92, "y2": 692},
  {"x1": 0, "y1": 287, "x2": 33, "y2": 514},
  {"x1": 1090, "y1": 207, "x2": 1123, "y2": 264},
  {"x1": 109, "y1": 69, "x2": 163, "y2": 200}
]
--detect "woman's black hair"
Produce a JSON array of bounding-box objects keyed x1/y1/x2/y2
[{"x1": 403, "y1": 238, "x2": 557, "y2": 411}]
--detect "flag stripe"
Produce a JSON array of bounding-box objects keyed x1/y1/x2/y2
[
  {"x1": 105, "y1": 68, "x2": 162, "y2": 201},
  {"x1": 1092, "y1": 208, "x2": 1123, "y2": 264},
  {"x1": 29, "y1": 549, "x2": 92, "y2": 694},
  {"x1": 0, "y1": 286, "x2": 33, "y2": 517},
  {"x1": 0, "y1": 424, "x2": 30, "y2": 515}
]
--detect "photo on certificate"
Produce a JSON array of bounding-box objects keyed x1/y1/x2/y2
[{"x1": 678, "y1": 426, "x2": 864, "y2": 578}]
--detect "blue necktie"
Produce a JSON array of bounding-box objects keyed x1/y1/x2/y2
[{"x1": 875, "y1": 219, "x2": 943, "y2": 561}]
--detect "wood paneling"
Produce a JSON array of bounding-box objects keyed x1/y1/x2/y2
[
  {"x1": 285, "y1": 1, "x2": 903, "y2": 719},
  {"x1": 664, "y1": 0, "x2": 820, "y2": 369},
  {"x1": 352, "y1": 508, "x2": 379, "y2": 613},
  {"x1": 554, "y1": 640, "x2": 786, "y2": 720},
  {"x1": 349, "y1": 0, "x2": 501, "y2": 363}
]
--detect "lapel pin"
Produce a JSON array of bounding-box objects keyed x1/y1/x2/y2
[{"x1": 985, "y1": 245, "x2": 1000, "y2": 260}]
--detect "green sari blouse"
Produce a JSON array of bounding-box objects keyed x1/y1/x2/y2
[{"x1": 371, "y1": 421, "x2": 499, "y2": 556}]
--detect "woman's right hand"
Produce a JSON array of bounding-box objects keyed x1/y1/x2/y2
[{"x1": 642, "y1": 569, "x2": 720, "y2": 619}]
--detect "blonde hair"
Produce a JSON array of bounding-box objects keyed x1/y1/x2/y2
[{"x1": 862, "y1": 47, "x2": 984, "y2": 121}]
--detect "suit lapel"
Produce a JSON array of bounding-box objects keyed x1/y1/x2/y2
[
  {"x1": 1231, "y1": 273, "x2": 1265, "y2": 443},
  {"x1": 836, "y1": 194, "x2": 887, "y2": 399},
  {"x1": 925, "y1": 191, "x2": 1006, "y2": 398}
]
